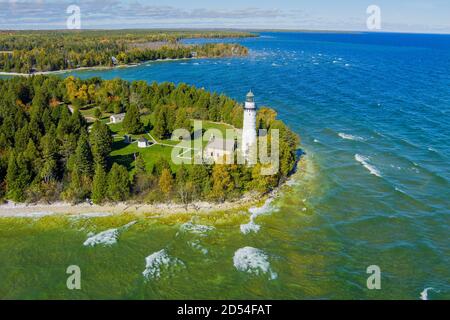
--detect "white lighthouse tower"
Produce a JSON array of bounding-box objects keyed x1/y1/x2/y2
[{"x1": 241, "y1": 91, "x2": 257, "y2": 160}]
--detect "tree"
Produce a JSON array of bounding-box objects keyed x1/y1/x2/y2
[
  {"x1": 89, "y1": 121, "x2": 113, "y2": 168},
  {"x1": 74, "y1": 130, "x2": 93, "y2": 176},
  {"x1": 107, "y1": 163, "x2": 130, "y2": 201},
  {"x1": 6, "y1": 152, "x2": 31, "y2": 202},
  {"x1": 159, "y1": 168, "x2": 173, "y2": 196},
  {"x1": 134, "y1": 154, "x2": 146, "y2": 175},
  {"x1": 210, "y1": 164, "x2": 233, "y2": 202},
  {"x1": 123, "y1": 104, "x2": 144, "y2": 134},
  {"x1": 39, "y1": 132, "x2": 58, "y2": 183},
  {"x1": 152, "y1": 108, "x2": 167, "y2": 139},
  {"x1": 189, "y1": 164, "x2": 211, "y2": 198},
  {"x1": 92, "y1": 164, "x2": 107, "y2": 204},
  {"x1": 94, "y1": 108, "x2": 102, "y2": 120}
]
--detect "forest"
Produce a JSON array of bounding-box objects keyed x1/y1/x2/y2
[
  {"x1": 0, "y1": 30, "x2": 255, "y2": 73},
  {"x1": 0, "y1": 75, "x2": 299, "y2": 205}
]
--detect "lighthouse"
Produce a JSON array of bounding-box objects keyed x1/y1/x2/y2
[{"x1": 241, "y1": 91, "x2": 257, "y2": 160}]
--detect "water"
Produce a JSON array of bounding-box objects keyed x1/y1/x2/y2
[{"x1": 0, "y1": 32, "x2": 449, "y2": 299}]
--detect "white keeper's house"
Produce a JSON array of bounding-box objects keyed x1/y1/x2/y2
[{"x1": 110, "y1": 113, "x2": 125, "y2": 124}]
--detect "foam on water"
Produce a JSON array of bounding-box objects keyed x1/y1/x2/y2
[
  {"x1": 0, "y1": 211, "x2": 55, "y2": 218},
  {"x1": 76, "y1": 212, "x2": 114, "y2": 218},
  {"x1": 355, "y1": 154, "x2": 382, "y2": 177},
  {"x1": 83, "y1": 221, "x2": 136, "y2": 247},
  {"x1": 180, "y1": 222, "x2": 215, "y2": 235},
  {"x1": 338, "y1": 133, "x2": 364, "y2": 141},
  {"x1": 240, "y1": 198, "x2": 275, "y2": 234},
  {"x1": 420, "y1": 287, "x2": 439, "y2": 300},
  {"x1": 233, "y1": 247, "x2": 277, "y2": 280},
  {"x1": 189, "y1": 240, "x2": 208, "y2": 255},
  {"x1": 240, "y1": 220, "x2": 261, "y2": 234},
  {"x1": 142, "y1": 249, "x2": 185, "y2": 280}
]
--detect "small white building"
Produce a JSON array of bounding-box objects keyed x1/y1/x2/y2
[
  {"x1": 204, "y1": 137, "x2": 236, "y2": 162},
  {"x1": 138, "y1": 137, "x2": 151, "y2": 148},
  {"x1": 110, "y1": 113, "x2": 125, "y2": 124}
]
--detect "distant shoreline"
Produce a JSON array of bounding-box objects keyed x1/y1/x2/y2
[{"x1": 0, "y1": 57, "x2": 195, "y2": 77}]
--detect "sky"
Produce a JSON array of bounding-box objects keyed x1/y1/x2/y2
[{"x1": 1, "y1": 0, "x2": 450, "y2": 33}]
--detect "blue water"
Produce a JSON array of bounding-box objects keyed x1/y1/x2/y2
[{"x1": 65, "y1": 32, "x2": 450, "y2": 299}]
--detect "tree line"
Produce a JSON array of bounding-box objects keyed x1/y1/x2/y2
[
  {"x1": 0, "y1": 30, "x2": 254, "y2": 73},
  {"x1": 0, "y1": 75, "x2": 299, "y2": 205}
]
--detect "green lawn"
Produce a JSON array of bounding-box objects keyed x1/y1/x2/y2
[
  {"x1": 103, "y1": 112, "x2": 237, "y2": 173},
  {"x1": 110, "y1": 137, "x2": 180, "y2": 173}
]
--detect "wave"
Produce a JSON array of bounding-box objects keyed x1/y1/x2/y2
[
  {"x1": 240, "y1": 198, "x2": 276, "y2": 234},
  {"x1": 240, "y1": 220, "x2": 261, "y2": 234},
  {"x1": 180, "y1": 222, "x2": 214, "y2": 236},
  {"x1": 338, "y1": 133, "x2": 364, "y2": 141},
  {"x1": 83, "y1": 221, "x2": 136, "y2": 247},
  {"x1": 420, "y1": 287, "x2": 439, "y2": 300},
  {"x1": 355, "y1": 154, "x2": 382, "y2": 177},
  {"x1": 233, "y1": 247, "x2": 277, "y2": 280},
  {"x1": 76, "y1": 212, "x2": 113, "y2": 218},
  {"x1": 0, "y1": 211, "x2": 55, "y2": 218},
  {"x1": 142, "y1": 249, "x2": 185, "y2": 280},
  {"x1": 189, "y1": 240, "x2": 208, "y2": 255}
]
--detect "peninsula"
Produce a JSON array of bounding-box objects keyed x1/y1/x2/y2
[
  {"x1": 0, "y1": 30, "x2": 255, "y2": 74},
  {"x1": 0, "y1": 75, "x2": 299, "y2": 210}
]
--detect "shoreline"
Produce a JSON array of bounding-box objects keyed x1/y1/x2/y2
[
  {"x1": 0, "y1": 194, "x2": 258, "y2": 218},
  {"x1": 0, "y1": 53, "x2": 247, "y2": 77},
  {"x1": 0, "y1": 157, "x2": 305, "y2": 219},
  {"x1": 0, "y1": 57, "x2": 194, "y2": 77}
]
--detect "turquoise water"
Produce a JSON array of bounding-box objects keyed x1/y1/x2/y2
[{"x1": 1, "y1": 32, "x2": 449, "y2": 299}]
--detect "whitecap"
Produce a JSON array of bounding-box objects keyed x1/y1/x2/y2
[
  {"x1": 338, "y1": 133, "x2": 364, "y2": 141},
  {"x1": 180, "y1": 222, "x2": 214, "y2": 235},
  {"x1": 233, "y1": 247, "x2": 277, "y2": 280},
  {"x1": 142, "y1": 249, "x2": 185, "y2": 280},
  {"x1": 240, "y1": 220, "x2": 261, "y2": 234},
  {"x1": 355, "y1": 154, "x2": 381, "y2": 177},
  {"x1": 83, "y1": 221, "x2": 136, "y2": 247},
  {"x1": 189, "y1": 240, "x2": 208, "y2": 255},
  {"x1": 240, "y1": 198, "x2": 276, "y2": 234},
  {"x1": 420, "y1": 287, "x2": 439, "y2": 300}
]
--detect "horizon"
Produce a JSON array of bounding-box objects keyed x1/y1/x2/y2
[{"x1": 1, "y1": 0, "x2": 450, "y2": 34}]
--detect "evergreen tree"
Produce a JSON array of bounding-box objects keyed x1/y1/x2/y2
[
  {"x1": 6, "y1": 152, "x2": 31, "y2": 202},
  {"x1": 152, "y1": 108, "x2": 167, "y2": 139},
  {"x1": 74, "y1": 129, "x2": 93, "y2": 176},
  {"x1": 135, "y1": 154, "x2": 146, "y2": 175},
  {"x1": 123, "y1": 104, "x2": 144, "y2": 134},
  {"x1": 92, "y1": 164, "x2": 107, "y2": 204},
  {"x1": 89, "y1": 121, "x2": 113, "y2": 168},
  {"x1": 107, "y1": 163, "x2": 130, "y2": 201}
]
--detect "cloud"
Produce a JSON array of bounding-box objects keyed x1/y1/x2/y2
[{"x1": 0, "y1": 0, "x2": 292, "y2": 29}]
